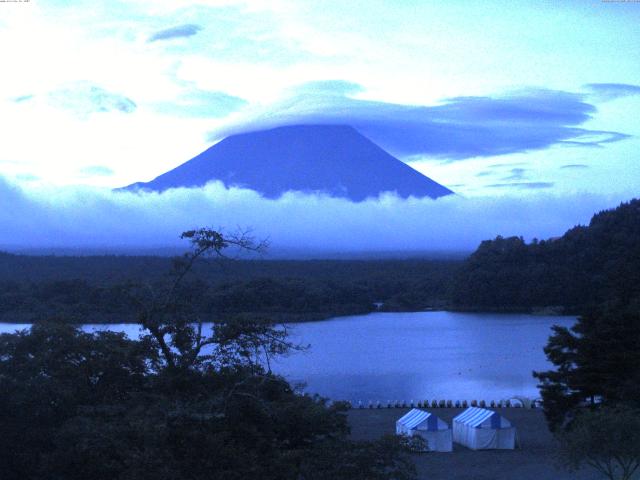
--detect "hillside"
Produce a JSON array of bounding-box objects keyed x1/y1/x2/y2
[{"x1": 450, "y1": 198, "x2": 640, "y2": 312}]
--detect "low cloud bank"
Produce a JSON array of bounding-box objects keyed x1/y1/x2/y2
[{"x1": 0, "y1": 177, "x2": 630, "y2": 254}]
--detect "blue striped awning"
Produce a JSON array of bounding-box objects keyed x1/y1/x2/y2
[
  {"x1": 454, "y1": 407, "x2": 507, "y2": 428},
  {"x1": 397, "y1": 409, "x2": 441, "y2": 431}
]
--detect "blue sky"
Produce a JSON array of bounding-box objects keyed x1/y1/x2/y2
[
  {"x1": 0, "y1": 1, "x2": 639, "y2": 251},
  {"x1": 0, "y1": 0, "x2": 638, "y2": 196}
]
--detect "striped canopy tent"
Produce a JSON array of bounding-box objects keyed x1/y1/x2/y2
[
  {"x1": 396, "y1": 409, "x2": 452, "y2": 452},
  {"x1": 453, "y1": 407, "x2": 517, "y2": 450}
]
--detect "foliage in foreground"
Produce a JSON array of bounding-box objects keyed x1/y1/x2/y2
[
  {"x1": 557, "y1": 405, "x2": 640, "y2": 480},
  {"x1": 0, "y1": 322, "x2": 418, "y2": 480},
  {"x1": 0, "y1": 229, "x2": 417, "y2": 480},
  {"x1": 534, "y1": 306, "x2": 640, "y2": 431},
  {"x1": 535, "y1": 302, "x2": 640, "y2": 479}
]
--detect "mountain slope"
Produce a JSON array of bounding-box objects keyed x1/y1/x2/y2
[{"x1": 123, "y1": 125, "x2": 453, "y2": 201}]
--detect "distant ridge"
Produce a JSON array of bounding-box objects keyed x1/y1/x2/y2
[{"x1": 122, "y1": 124, "x2": 453, "y2": 201}]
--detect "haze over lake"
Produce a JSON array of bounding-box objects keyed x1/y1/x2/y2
[{"x1": 1, "y1": 311, "x2": 574, "y2": 403}]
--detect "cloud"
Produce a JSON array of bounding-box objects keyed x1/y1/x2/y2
[
  {"x1": 148, "y1": 24, "x2": 203, "y2": 42},
  {"x1": 210, "y1": 84, "x2": 631, "y2": 160},
  {"x1": 153, "y1": 89, "x2": 247, "y2": 118},
  {"x1": 501, "y1": 168, "x2": 528, "y2": 181},
  {"x1": 14, "y1": 82, "x2": 136, "y2": 118},
  {"x1": 584, "y1": 83, "x2": 640, "y2": 101},
  {"x1": 80, "y1": 166, "x2": 114, "y2": 177},
  {"x1": 486, "y1": 182, "x2": 554, "y2": 190},
  {"x1": 48, "y1": 83, "x2": 136, "y2": 115},
  {"x1": 560, "y1": 164, "x2": 588, "y2": 169},
  {"x1": 488, "y1": 162, "x2": 528, "y2": 168},
  {"x1": 15, "y1": 173, "x2": 39, "y2": 182},
  {"x1": 0, "y1": 176, "x2": 630, "y2": 253},
  {"x1": 290, "y1": 80, "x2": 364, "y2": 97}
]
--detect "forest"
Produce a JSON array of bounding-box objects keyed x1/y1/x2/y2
[
  {"x1": 0, "y1": 254, "x2": 459, "y2": 323},
  {"x1": 450, "y1": 198, "x2": 640, "y2": 313}
]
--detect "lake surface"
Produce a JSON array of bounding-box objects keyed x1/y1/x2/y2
[{"x1": 0, "y1": 311, "x2": 575, "y2": 403}]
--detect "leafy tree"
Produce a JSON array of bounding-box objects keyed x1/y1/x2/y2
[
  {"x1": 533, "y1": 307, "x2": 640, "y2": 431},
  {"x1": 557, "y1": 405, "x2": 640, "y2": 480},
  {"x1": 0, "y1": 322, "x2": 152, "y2": 479},
  {"x1": 129, "y1": 228, "x2": 271, "y2": 372},
  {"x1": 0, "y1": 229, "x2": 418, "y2": 480}
]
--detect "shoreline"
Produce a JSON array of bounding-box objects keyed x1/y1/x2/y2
[{"x1": 0, "y1": 307, "x2": 579, "y2": 325}]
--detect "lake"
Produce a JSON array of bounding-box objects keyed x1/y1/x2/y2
[{"x1": 0, "y1": 311, "x2": 575, "y2": 404}]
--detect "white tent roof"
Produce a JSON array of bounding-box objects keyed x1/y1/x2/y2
[
  {"x1": 397, "y1": 409, "x2": 448, "y2": 431},
  {"x1": 453, "y1": 407, "x2": 511, "y2": 429}
]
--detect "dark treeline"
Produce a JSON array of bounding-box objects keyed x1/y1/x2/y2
[
  {"x1": 0, "y1": 256, "x2": 460, "y2": 323},
  {"x1": 451, "y1": 198, "x2": 640, "y2": 313}
]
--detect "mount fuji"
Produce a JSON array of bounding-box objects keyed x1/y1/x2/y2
[{"x1": 123, "y1": 124, "x2": 453, "y2": 201}]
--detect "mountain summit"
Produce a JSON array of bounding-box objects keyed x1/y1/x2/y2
[{"x1": 123, "y1": 125, "x2": 453, "y2": 201}]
